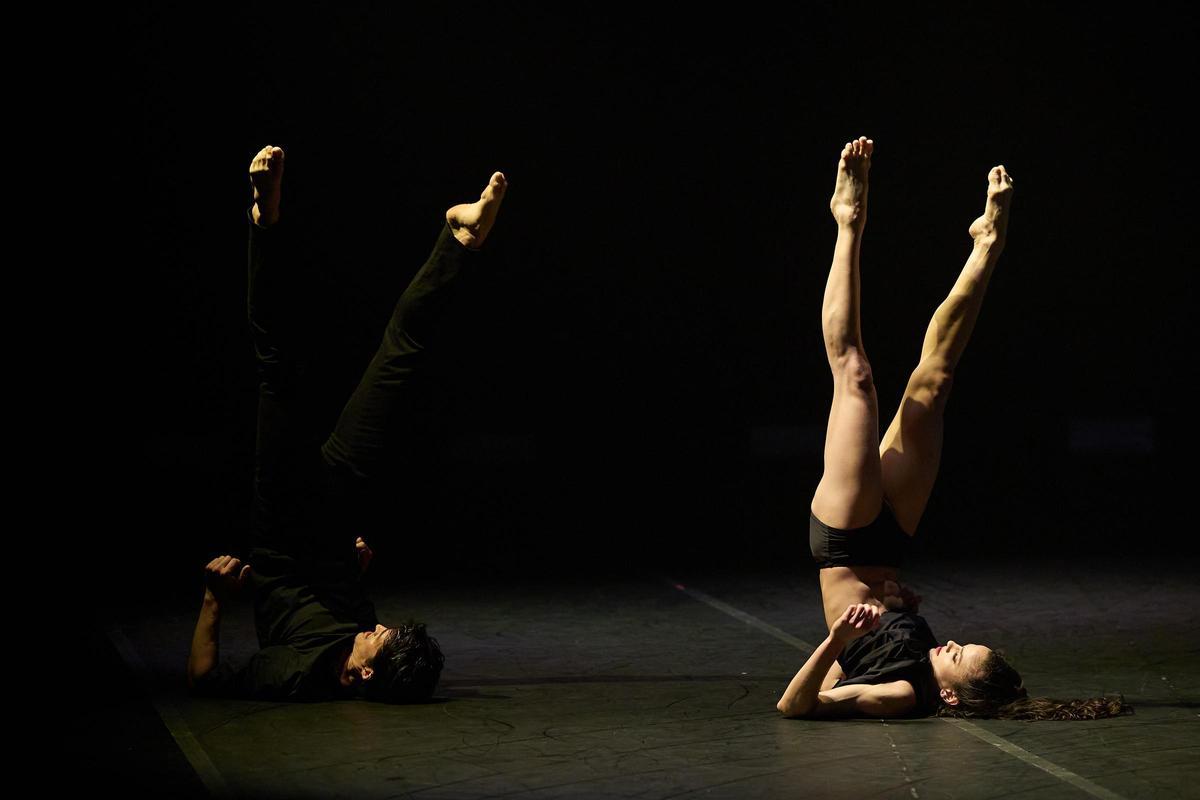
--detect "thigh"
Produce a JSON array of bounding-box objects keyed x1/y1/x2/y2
[{"x1": 811, "y1": 369, "x2": 884, "y2": 529}]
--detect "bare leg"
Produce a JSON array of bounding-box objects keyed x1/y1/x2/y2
[
  {"x1": 880, "y1": 166, "x2": 1015, "y2": 533},
  {"x1": 810, "y1": 136, "x2": 884, "y2": 529}
]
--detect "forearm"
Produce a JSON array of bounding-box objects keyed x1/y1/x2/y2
[
  {"x1": 820, "y1": 659, "x2": 845, "y2": 692},
  {"x1": 777, "y1": 634, "x2": 844, "y2": 717},
  {"x1": 187, "y1": 590, "x2": 222, "y2": 689}
]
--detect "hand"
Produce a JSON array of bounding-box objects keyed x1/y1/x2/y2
[
  {"x1": 356, "y1": 536, "x2": 374, "y2": 575},
  {"x1": 830, "y1": 603, "x2": 882, "y2": 645},
  {"x1": 203, "y1": 555, "x2": 252, "y2": 603},
  {"x1": 881, "y1": 580, "x2": 922, "y2": 613}
]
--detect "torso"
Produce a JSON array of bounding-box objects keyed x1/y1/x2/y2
[
  {"x1": 819, "y1": 564, "x2": 900, "y2": 631},
  {"x1": 833, "y1": 610, "x2": 941, "y2": 717}
]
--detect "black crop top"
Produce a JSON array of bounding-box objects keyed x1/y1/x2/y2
[{"x1": 834, "y1": 611, "x2": 942, "y2": 717}]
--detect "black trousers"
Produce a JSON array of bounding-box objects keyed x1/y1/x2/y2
[{"x1": 245, "y1": 210, "x2": 481, "y2": 573}]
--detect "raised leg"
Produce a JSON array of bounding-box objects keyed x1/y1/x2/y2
[
  {"x1": 244, "y1": 145, "x2": 327, "y2": 556},
  {"x1": 810, "y1": 137, "x2": 884, "y2": 529},
  {"x1": 319, "y1": 172, "x2": 508, "y2": 482},
  {"x1": 880, "y1": 166, "x2": 1015, "y2": 533}
]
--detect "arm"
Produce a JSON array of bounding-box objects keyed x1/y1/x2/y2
[
  {"x1": 186, "y1": 589, "x2": 222, "y2": 690},
  {"x1": 821, "y1": 659, "x2": 845, "y2": 692},
  {"x1": 805, "y1": 680, "x2": 917, "y2": 719},
  {"x1": 777, "y1": 603, "x2": 882, "y2": 718},
  {"x1": 779, "y1": 638, "x2": 915, "y2": 719},
  {"x1": 187, "y1": 555, "x2": 252, "y2": 691},
  {"x1": 777, "y1": 634, "x2": 844, "y2": 717}
]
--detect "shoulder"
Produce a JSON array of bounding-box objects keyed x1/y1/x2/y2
[{"x1": 810, "y1": 679, "x2": 918, "y2": 719}]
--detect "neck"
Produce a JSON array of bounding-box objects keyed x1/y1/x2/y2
[{"x1": 336, "y1": 645, "x2": 355, "y2": 687}]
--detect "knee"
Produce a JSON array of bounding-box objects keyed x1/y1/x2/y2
[
  {"x1": 833, "y1": 351, "x2": 875, "y2": 394},
  {"x1": 910, "y1": 360, "x2": 954, "y2": 409}
]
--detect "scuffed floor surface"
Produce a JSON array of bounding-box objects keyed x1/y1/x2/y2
[{"x1": 91, "y1": 557, "x2": 1197, "y2": 799}]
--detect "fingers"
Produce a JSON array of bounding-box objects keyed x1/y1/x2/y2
[
  {"x1": 844, "y1": 603, "x2": 882, "y2": 630},
  {"x1": 238, "y1": 563, "x2": 253, "y2": 584},
  {"x1": 206, "y1": 555, "x2": 233, "y2": 573},
  {"x1": 204, "y1": 555, "x2": 248, "y2": 577}
]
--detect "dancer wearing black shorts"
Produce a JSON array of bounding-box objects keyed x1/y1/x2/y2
[{"x1": 776, "y1": 138, "x2": 1120, "y2": 720}]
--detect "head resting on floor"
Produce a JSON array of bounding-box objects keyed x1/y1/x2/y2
[
  {"x1": 359, "y1": 621, "x2": 445, "y2": 703},
  {"x1": 936, "y1": 648, "x2": 1130, "y2": 721}
]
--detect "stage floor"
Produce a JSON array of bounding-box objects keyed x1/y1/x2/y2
[{"x1": 87, "y1": 556, "x2": 1197, "y2": 799}]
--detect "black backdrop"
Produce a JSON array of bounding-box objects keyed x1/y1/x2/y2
[{"x1": 98, "y1": 5, "x2": 1190, "y2": 601}]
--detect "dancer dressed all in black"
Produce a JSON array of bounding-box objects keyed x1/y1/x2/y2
[
  {"x1": 186, "y1": 146, "x2": 508, "y2": 703},
  {"x1": 776, "y1": 137, "x2": 1127, "y2": 721}
]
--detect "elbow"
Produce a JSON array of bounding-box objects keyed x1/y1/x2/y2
[
  {"x1": 776, "y1": 698, "x2": 811, "y2": 719},
  {"x1": 186, "y1": 658, "x2": 210, "y2": 694}
]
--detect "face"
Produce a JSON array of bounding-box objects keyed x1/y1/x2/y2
[
  {"x1": 347, "y1": 624, "x2": 396, "y2": 683},
  {"x1": 929, "y1": 639, "x2": 991, "y2": 705}
]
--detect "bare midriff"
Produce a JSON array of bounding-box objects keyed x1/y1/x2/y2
[{"x1": 819, "y1": 565, "x2": 900, "y2": 631}]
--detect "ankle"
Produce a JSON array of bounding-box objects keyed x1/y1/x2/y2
[
  {"x1": 971, "y1": 236, "x2": 1004, "y2": 256},
  {"x1": 453, "y1": 231, "x2": 476, "y2": 248}
]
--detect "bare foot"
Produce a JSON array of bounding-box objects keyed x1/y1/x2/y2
[
  {"x1": 968, "y1": 165, "x2": 1014, "y2": 248},
  {"x1": 830, "y1": 136, "x2": 873, "y2": 229},
  {"x1": 446, "y1": 172, "x2": 507, "y2": 249},
  {"x1": 250, "y1": 145, "x2": 285, "y2": 227}
]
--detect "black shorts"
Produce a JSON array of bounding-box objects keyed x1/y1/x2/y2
[{"x1": 809, "y1": 503, "x2": 912, "y2": 568}]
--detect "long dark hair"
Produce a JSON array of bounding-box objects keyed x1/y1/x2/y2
[
  {"x1": 936, "y1": 650, "x2": 1131, "y2": 721},
  {"x1": 362, "y1": 621, "x2": 445, "y2": 704}
]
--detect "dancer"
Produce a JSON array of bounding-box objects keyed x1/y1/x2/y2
[
  {"x1": 187, "y1": 146, "x2": 507, "y2": 702},
  {"x1": 777, "y1": 137, "x2": 1126, "y2": 720}
]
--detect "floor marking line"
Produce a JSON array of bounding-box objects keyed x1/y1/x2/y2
[
  {"x1": 939, "y1": 719, "x2": 1126, "y2": 800},
  {"x1": 662, "y1": 577, "x2": 816, "y2": 653},
  {"x1": 107, "y1": 626, "x2": 231, "y2": 799},
  {"x1": 663, "y1": 578, "x2": 1127, "y2": 800}
]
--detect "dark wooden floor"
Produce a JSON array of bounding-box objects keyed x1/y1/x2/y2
[{"x1": 86, "y1": 556, "x2": 1197, "y2": 799}]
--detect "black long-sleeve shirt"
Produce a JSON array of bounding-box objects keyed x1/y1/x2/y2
[{"x1": 192, "y1": 549, "x2": 377, "y2": 702}]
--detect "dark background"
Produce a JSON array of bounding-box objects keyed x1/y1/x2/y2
[{"x1": 97, "y1": 5, "x2": 1189, "y2": 602}]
